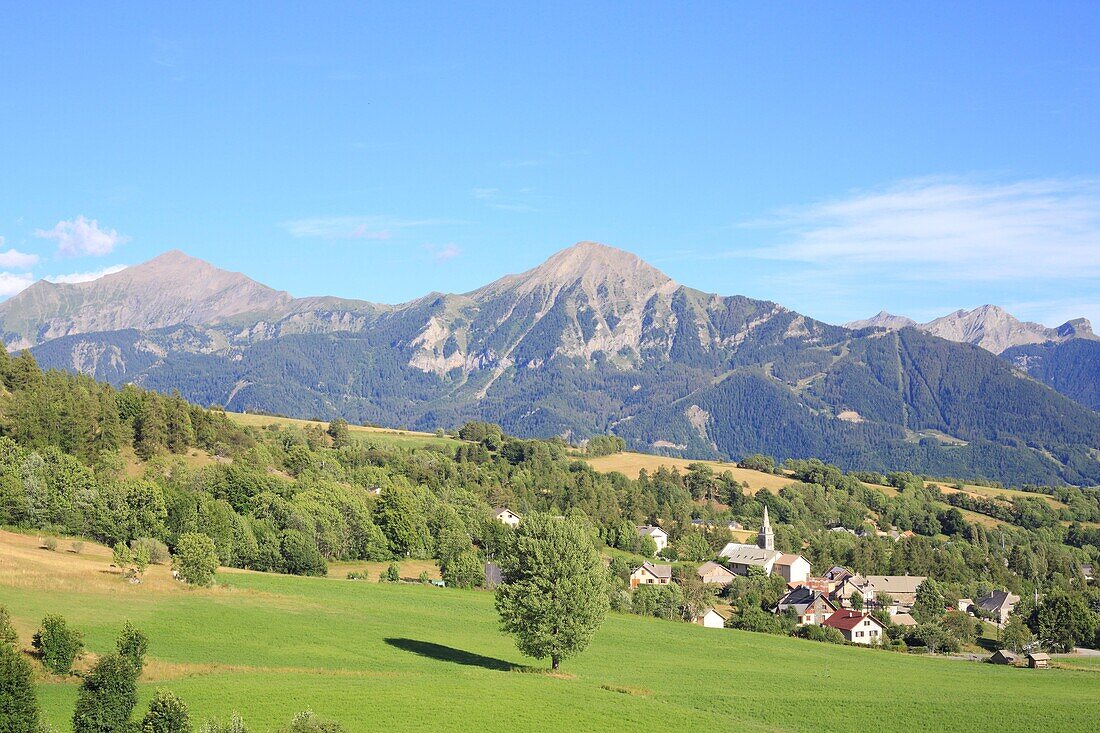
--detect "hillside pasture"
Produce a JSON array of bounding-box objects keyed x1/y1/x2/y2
[
  {"x1": 226, "y1": 411, "x2": 458, "y2": 451},
  {"x1": 1, "y1": 530, "x2": 1095, "y2": 733},
  {"x1": 584, "y1": 452, "x2": 795, "y2": 494}
]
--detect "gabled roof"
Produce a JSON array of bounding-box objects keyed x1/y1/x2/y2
[
  {"x1": 976, "y1": 590, "x2": 1020, "y2": 613},
  {"x1": 637, "y1": 525, "x2": 667, "y2": 537},
  {"x1": 718, "y1": 542, "x2": 781, "y2": 566},
  {"x1": 703, "y1": 607, "x2": 730, "y2": 620},
  {"x1": 777, "y1": 586, "x2": 837, "y2": 614},
  {"x1": 697, "y1": 561, "x2": 735, "y2": 579},
  {"x1": 823, "y1": 566, "x2": 853, "y2": 582},
  {"x1": 823, "y1": 610, "x2": 885, "y2": 632},
  {"x1": 891, "y1": 612, "x2": 918, "y2": 627},
  {"x1": 865, "y1": 575, "x2": 927, "y2": 596},
  {"x1": 776, "y1": 553, "x2": 807, "y2": 566},
  {"x1": 633, "y1": 561, "x2": 672, "y2": 580},
  {"x1": 1027, "y1": 652, "x2": 1051, "y2": 661},
  {"x1": 492, "y1": 506, "x2": 520, "y2": 518}
]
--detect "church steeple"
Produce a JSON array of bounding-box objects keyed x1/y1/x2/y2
[{"x1": 758, "y1": 505, "x2": 774, "y2": 551}]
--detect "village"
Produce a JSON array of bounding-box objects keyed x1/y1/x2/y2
[{"x1": 494, "y1": 506, "x2": 1053, "y2": 668}]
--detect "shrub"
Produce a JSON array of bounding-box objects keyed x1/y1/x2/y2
[
  {"x1": 198, "y1": 713, "x2": 248, "y2": 733},
  {"x1": 0, "y1": 643, "x2": 39, "y2": 732},
  {"x1": 71, "y1": 541, "x2": 85, "y2": 554},
  {"x1": 281, "y1": 711, "x2": 347, "y2": 733},
  {"x1": 132, "y1": 538, "x2": 170, "y2": 565},
  {"x1": 795, "y1": 624, "x2": 846, "y2": 644},
  {"x1": 32, "y1": 614, "x2": 83, "y2": 676},
  {"x1": 0, "y1": 605, "x2": 18, "y2": 647},
  {"x1": 418, "y1": 571, "x2": 430, "y2": 584},
  {"x1": 380, "y1": 562, "x2": 400, "y2": 583},
  {"x1": 141, "y1": 688, "x2": 191, "y2": 733},
  {"x1": 72, "y1": 654, "x2": 138, "y2": 733},
  {"x1": 174, "y1": 533, "x2": 219, "y2": 586},
  {"x1": 41, "y1": 536, "x2": 58, "y2": 552},
  {"x1": 116, "y1": 622, "x2": 148, "y2": 674}
]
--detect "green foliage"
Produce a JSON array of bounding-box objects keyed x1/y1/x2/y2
[
  {"x1": 381, "y1": 563, "x2": 400, "y2": 583},
  {"x1": 0, "y1": 643, "x2": 39, "y2": 733},
  {"x1": 1000, "y1": 615, "x2": 1034, "y2": 653},
  {"x1": 0, "y1": 605, "x2": 18, "y2": 648},
  {"x1": 71, "y1": 654, "x2": 138, "y2": 733},
  {"x1": 911, "y1": 579, "x2": 946, "y2": 625},
  {"x1": 326, "y1": 420, "x2": 351, "y2": 450},
  {"x1": 441, "y1": 550, "x2": 482, "y2": 589},
  {"x1": 197, "y1": 714, "x2": 248, "y2": 733},
  {"x1": 631, "y1": 584, "x2": 685, "y2": 621},
  {"x1": 795, "y1": 624, "x2": 846, "y2": 644},
  {"x1": 141, "y1": 688, "x2": 191, "y2": 733},
  {"x1": 31, "y1": 615, "x2": 83, "y2": 676},
  {"x1": 279, "y1": 531, "x2": 327, "y2": 577},
  {"x1": 1027, "y1": 590, "x2": 1099, "y2": 652},
  {"x1": 174, "y1": 534, "x2": 219, "y2": 587},
  {"x1": 675, "y1": 532, "x2": 712, "y2": 562},
  {"x1": 116, "y1": 622, "x2": 148, "y2": 674},
  {"x1": 585, "y1": 435, "x2": 625, "y2": 457},
  {"x1": 495, "y1": 513, "x2": 609, "y2": 669},
  {"x1": 280, "y1": 711, "x2": 347, "y2": 733}
]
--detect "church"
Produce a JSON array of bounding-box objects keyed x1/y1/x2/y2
[{"x1": 717, "y1": 507, "x2": 811, "y2": 584}]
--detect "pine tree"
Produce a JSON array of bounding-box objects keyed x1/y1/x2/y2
[{"x1": 135, "y1": 398, "x2": 168, "y2": 460}]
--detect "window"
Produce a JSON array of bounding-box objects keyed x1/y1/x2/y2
[{"x1": 856, "y1": 631, "x2": 864, "y2": 638}]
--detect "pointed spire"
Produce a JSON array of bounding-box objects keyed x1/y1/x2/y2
[{"x1": 758, "y1": 505, "x2": 775, "y2": 551}]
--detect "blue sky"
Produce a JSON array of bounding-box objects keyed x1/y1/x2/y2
[{"x1": 2, "y1": 3, "x2": 1099, "y2": 327}]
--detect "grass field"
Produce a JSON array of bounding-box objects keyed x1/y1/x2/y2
[
  {"x1": 226, "y1": 412, "x2": 459, "y2": 452},
  {"x1": 584, "y1": 452, "x2": 795, "y2": 494},
  {"x1": 1, "y1": 530, "x2": 1096, "y2": 732}
]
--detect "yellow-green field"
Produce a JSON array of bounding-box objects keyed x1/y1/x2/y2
[
  {"x1": 226, "y1": 412, "x2": 458, "y2": 451},
  {"x1": 2, "y1": 530, "x2": 1095, "y2": 732},
  {"x1": 583, "y1": 452, "x2": 795, "y2": 494}
]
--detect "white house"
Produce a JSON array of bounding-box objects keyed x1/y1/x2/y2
[
  {"x1": 699, "y1": 608, "x2": 729, "y2": 629},
  {"x1": 717, "y1": 508, "x2": 810, "y2": 583},
  {"x1": 492, "y1": 507, "x2": 522, "y2": 528},
  {"x1": 630, "y1": 561, "x2": 672, "y2": 589},
  {"x1": 823, "y1": 610, "x2": 887, "y2": 645},
  {"x1": 636, "y1": 525, "x2": 668, "y2": 553}
]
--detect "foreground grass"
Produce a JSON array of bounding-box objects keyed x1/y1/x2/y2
[{"x1": 1, "y1": 531, "x2": 1095, "y2": 732}]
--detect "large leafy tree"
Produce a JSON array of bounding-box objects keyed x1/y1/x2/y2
[
  {"x1": 72, "y1": 654, "x2": 138, "y2": 733},
  {"x1": 1028, "y1": 590, "x2": 1099, "y2": 652},
  {"x1": 911, "y1": 579, "x2": 946, "y2": 624},
  {"x1": 495, "y1": 513, "x2": 609, "y2": 670},
  {"x1": 0, "y1": 643, "x2": 39, "y2": 733}
]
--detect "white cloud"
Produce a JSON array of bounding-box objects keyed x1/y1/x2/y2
[
  {"x1": 738, "y1": 177, "x2": 1100, "y2": 280},
  {"x1": 0, "y1": 272, "x2": 36, "y2": 298},
  {"x1": 35, "y1": 216, "x2": 130, "y2": 257},
  {"x1": 424, "y1": 243, "x2": 461, "y2": 263},
  {"x1": 281, "y1": 215, "x2": 448, "y2": 240},
  {"x1": 0, "y1": 247, "x2": 38, "y2": 269},
  {"x1": 45, "y1": 264, "x2": 128, "y2": 284}
]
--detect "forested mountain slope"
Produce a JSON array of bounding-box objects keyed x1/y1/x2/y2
[{"x1": 10, "y1": 242, "x2": 1100, "y2": 486}]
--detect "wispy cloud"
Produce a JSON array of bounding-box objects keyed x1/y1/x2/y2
[
  {"x1": 423, "y1": 243, "x2": 461, "y2": 263},
  {"x1": 281, "y1": 215, "x2": 449, "y2": 240},
  {"x1": 0, "y1": 246, "x2": 38, "y2": 269},
  {"x1": 0, "y1": 272, "x2": 35, "y2": 298},
  {"x1": 46, "y1": 264, "x2": 128, "y2": 284},
  {"x1": 35, "y1": 216, "x2": 129, "y2": 257},
  {"x1": 735, "y1": 177, "x2": 1100, "y2": 280},
  {"x1": 470, "y1": 187, "x2": 539, "y2": 213}
]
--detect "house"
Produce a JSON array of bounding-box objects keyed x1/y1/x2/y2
[
  {"x1": 989, "y1": 649, "x2": 1020, "y2": 665},
  {"x1": 697, "y1": 561, "x2": 736, "y2": 586},
  {"x1": 492, "y1": 507, "x2": 522, "y2": 528},
  {"x1": 366, "y1": 486, "x2": 383, "y2": 496},
  {"x1": 823, "y1": 566, "x2": 854, "y2": 584},
  {"x1": 717, "y1": 508, "x2": 811, "y2": 583},
  {"x1": 975, "y1": 590, "x2": 1020, "y2": 625},
  {"x1": 1026, "y1": 652, "x2": 1050, "y2": 669},
  {"x1": 1081, "y1": 564, "x2": 1093, "y2": 582},
  {"x1": 957, "y1": 598, "x2": 973, "y2": 613},
  {"x1": 777, "y1": 586, "x2": 837, "y2": 626},
  {"x1": 864, "y1": 575, "x2": 927, "y2": 607},
  {"x1": 636, "y1": 525, "x2": 668, "y2": 553},
  {"x1": 794, "y1": 577, "x2": 837, "y2": 596},
  {"x1": 834, "y1": 575, "x2": 876, "y2": 608},
  {"x1": 699, "y1": 608, "x2": 729, "y2": 629},
  {"x1": 823, "y1": 610, "x2": 887, "y2": 645},
  {"x1": 891, "y1": 612, "x2": 918, "y2": 628},
  {"x1": 630, "y1": 562, "x2": 672, "y2": 589}
]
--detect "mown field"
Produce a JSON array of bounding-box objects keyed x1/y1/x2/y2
[
  {"x1": 225, "y1": 412, "x2": 458, "y2": 451},
  {"x1": 583, "y1": 452, "x2": 795, "y2": 494},
  {"x1": 1, "y1": 530, "x2": 1095, "y2": 733}
]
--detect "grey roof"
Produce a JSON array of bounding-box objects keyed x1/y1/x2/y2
[
  {"x1": 976, "y1": 590, "x2": 1020, "y2": 613},
  {"x1": 718, "y1": 542, "x2": 781, "y2": 566},
  {"x1": 635, "y1": 561, "x2": 672, "y2": 580},
  {"x1": 492, "y1": 507, "x2": 520, "y2": 517},
  {"x1": 697, "y1": 561, "x2": 735, "y2": 579},
  {"x1": 777, "y1": 587, "x2": 835, "y2": 614},
  {"x1": 637, "y1": 525, "x2": 667, "y2": 537}
]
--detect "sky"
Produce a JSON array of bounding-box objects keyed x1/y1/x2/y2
[{"x1": 1, "y1": 3, "x2": 1099, "y2": 327}]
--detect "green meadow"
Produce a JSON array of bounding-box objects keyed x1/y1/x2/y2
[{"x1": 3, "y1": 533, "x2": 1097, "y2": 732}]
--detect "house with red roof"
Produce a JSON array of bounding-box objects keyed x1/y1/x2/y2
[{"x1": 822, "y1": 610, "x2": 887, "y2": 645}]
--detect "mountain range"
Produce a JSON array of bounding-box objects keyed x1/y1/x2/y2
[
  {"x1": 846, "y1": 307, "x2": 1100, "y2": 410},
  {"x1": 4, "y1": 242, "x2": 1099, "y2": 486}
]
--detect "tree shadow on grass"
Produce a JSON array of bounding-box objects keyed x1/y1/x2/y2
[{"x1": 384, "y1": 638, "x2": 528, "y2": 672}]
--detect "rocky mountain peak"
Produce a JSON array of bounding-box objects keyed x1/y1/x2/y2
[{"x1": 845, "y1": 311, "x2": 918, "y2": 331}]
